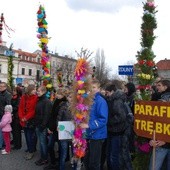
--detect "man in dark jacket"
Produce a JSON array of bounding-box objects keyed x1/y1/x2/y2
[
  {"x1": 105, "y1": 80, "x2": 132, "y2": 170},
  {"x1": 34, "y1": 86, "x2": 52, "y2": 166},
  {"x1": 0, "y1": 82, "x2": 12, "y2": 149},
  {"x1": 0, "y1": 82, "x2": 12, "y2": 118},
  {"x1": 149, "y1": 79, "x2": 170, "y2": 170}
]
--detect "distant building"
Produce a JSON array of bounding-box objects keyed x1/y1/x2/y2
[
  {"x1": 156, "y1": 58, "x2": 170, "y2": 80},
  {"x1": 128, "y1": 58, "x2": 170, "y2": 84},
  {"x1": 0, "y1": 42, "x2": 77, "y2": 88}
]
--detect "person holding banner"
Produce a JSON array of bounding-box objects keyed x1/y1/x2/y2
[
  {"x1": 149, "y1": 79, "x2": 170, "y2": 170},
  {"x1": 151, "y1": 77, "x2": 163, "y2": 101}
]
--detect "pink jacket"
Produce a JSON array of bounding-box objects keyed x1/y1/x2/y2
[{"x1": 0, "y1": 112, "x2": 12, "y2": 132}]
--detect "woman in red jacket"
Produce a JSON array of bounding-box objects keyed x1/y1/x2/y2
[{"x1": 18, "y1": 84, "x2": 38, "y2": 160}]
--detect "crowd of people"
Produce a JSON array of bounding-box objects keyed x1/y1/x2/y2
[{"x1": 0, "y1": 78, "x2": 169, "y2": 170}]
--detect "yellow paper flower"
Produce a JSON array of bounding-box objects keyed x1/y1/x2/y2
[
  {"x1": 138, "y1": 73, "x2": 153, "y2": 80},
  {"x1": 77, "y1": 80, "x2": 84, "y2": 85},
  {"x1": 78, "y1": 90, "x2": 85, "y2": 94},
  {"x1": 46, "y1": 84, "x2": 52, "y2": 89},
  {"x1": 43, "y1": 25, "x2": 48, "y2": 29},
  {"x1": 40, "y1": 38, "x2": 49, "y2": 44},
  {"x1": 45, "y1": 74, "x2": 51, "y2": 78}
]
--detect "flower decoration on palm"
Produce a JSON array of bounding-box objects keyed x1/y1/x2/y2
[
  {"x1": 37, "y1": 5, "x2": 52, "y2": 91},
  {"x1": 70, "y1": 48, "x2": 93, "y2": 166},
  {"x1": 133, "y1": 1, "x2": 158, "y2": 169},
  {"x1": 7, "y1": 44, "x2": 14, "y2": 88},
  {"x1": 0, "y1": 13, "x2": 14, "y2": 44},
  {"x1": 1, "y1": 14, "x2": 15, "y2": 88},
  {"x1": 136, "y1": 0, "x2": 157, "y2": 100}
]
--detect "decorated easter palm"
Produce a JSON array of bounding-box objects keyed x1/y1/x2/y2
[
  {"x1": 70, "y1": 48, "x2": 93, "y2": 169},
  {"x1": 133, "y1": 0, "x2": 157, "y2": 169},
  {"x1": 37, "y1": 5, "x2": 52, "y2": 96},
  {"x1": 0, "y1": 13, "x2": 15, "y2": 88}
]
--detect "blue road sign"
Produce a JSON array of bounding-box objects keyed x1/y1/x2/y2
[
  {"x1": 118, "y1": 65, "x2": 134, "y2": 75},
  {"x1": 16, "y1": 78, "x2": 23, "y2": 84},
  {"x1": 4, "y1": 50, "x2": 14, "y2": 56}
]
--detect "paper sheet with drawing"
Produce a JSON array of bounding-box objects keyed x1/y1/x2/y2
[{"x1": 58, "y1": 121, "x2": 75, "y2": 140}]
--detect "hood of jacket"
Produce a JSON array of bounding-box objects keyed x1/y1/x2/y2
[{"x1": 110, "y1": 89, "x2": 126, "y2": 102}]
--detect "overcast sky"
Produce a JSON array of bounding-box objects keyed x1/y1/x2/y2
[{"x1": 0, "y1": 0, "x2": 170, "y2": 74}]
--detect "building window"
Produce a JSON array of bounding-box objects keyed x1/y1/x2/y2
[
  {"x1": 21, "y1": 68, "x2": 25, "y2": 75},
  {"x1": 36, "y1": 70, "x2": 40, "y2": 81},
  {"x1": 37, "y1": 58, "x2": 41, "y2": 63},
  {"x1": 0, "y1": 64, "x2": 2, "y2": 73},
  {"x1": 29, "y1": 69, "x2": 32, "y2": 76}
]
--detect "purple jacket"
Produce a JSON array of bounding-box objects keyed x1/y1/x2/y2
[{"x1": 0, "y1": 112, "x2": 12, "y2": 132}]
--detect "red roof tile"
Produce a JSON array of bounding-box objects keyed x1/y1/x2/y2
[
  {"x1": 14, "y1": 50, "x2": 37, "y2": 58},
  {"x1": 156, "y1": 59, "x2": 170, "y2": 70}
]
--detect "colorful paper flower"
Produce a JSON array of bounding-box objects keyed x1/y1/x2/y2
[
  {"x1": 37, "y1": 5, "x2": 52, "y2": 90},
  {"x1": 70, "y1": 49, "x2": 93, "y2": 163}
]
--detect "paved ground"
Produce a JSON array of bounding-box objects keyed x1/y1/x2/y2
[
  {"x1": 0, "y1": 132, "x2": 74, "y2": 170},
  {"x1": 0, "y1": 132, "x2": 107, "y2": 170}
]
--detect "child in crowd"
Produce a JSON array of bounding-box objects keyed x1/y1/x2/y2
[
  {"x1": 80, "y1": 80, "x2": 108, "y2": 170},
  {"x1": 0, "y1": 105, "x2": 13, "y2": 154},
  {"x1": 57, "y1": 90, "x2": 73, "y2": 170}
]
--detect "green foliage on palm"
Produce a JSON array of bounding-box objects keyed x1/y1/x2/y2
[
  {"x1": 133, "y1": 1, "x2": 158, "y2": 169},
  {"x1": 136, "y1": 1, "x2": 157, "y2": 95},
  {"x1": 7, "y1": 44, "x2": 14, "y2": 89}
]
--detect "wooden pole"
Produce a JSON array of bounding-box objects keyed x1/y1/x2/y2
[{"x1": 152, "y1": 130, "x2": 156, "y2": 170}]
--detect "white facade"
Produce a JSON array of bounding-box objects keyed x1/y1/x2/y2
[{"x1": 0, "y1": 45, "x2": 77, "y2": 88}]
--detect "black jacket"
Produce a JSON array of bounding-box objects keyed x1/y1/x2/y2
[
  {"x1": 159, "y1": 89, "x2": 170, "y2": 149},
  {"x1": 48, "y1": 97, "x2": 67, "y2": 132},
  {"x1": 11, "y1": 95, "x2": 20, "y2": 120},
  {"x1": 126, "y1": 93, "x2": 135, "y2": 114},
  {"x1": 107, "y1": 90, "x2": 127, "y2": 135},
  {"x1": 0, "y1": 90, "x2": 12, "y2": 119},
  {"x1": 35, "y1": 94, "x2": 52, "y2": 131},
  {"x1": 56, "y1": 101, "x2": 72, "y2": 123}
]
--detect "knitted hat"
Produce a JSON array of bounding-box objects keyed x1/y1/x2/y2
[
  {"x1": 5, "y1": 105, "x2": 13, "y2": 113},
  {"x1": 125, "y1": 82, "x2": 136, "y2": 96}
]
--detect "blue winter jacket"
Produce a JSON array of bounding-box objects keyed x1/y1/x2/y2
[{"x1": 86, "y1": 92, "x2": 108, "y2": 140}]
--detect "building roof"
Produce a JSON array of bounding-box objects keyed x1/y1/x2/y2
[
  {"x1": 156, "y1": 58, "x2": 170, "y2": 70},
  {"x1": 0, "y1": 45, "x2": 8, "y2": 55},
  {"x1": 14, "y1": 49, "x2": 37, "y2": 58}
]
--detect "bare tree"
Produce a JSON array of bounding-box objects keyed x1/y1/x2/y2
[
  {"x1": 93, "y1": 48, "x2": 111, "y2": 87},
  {"x1": 58, "y1": 58, "x2": 76, "y2": 86}
]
